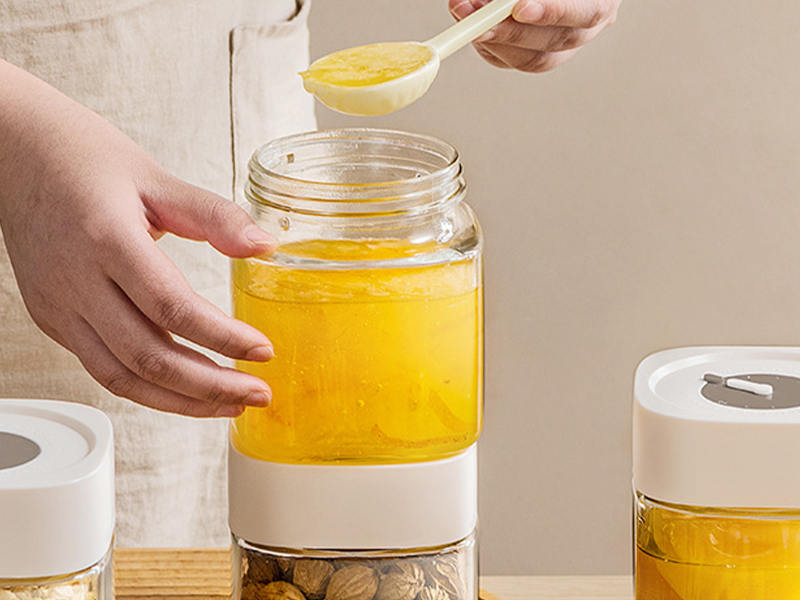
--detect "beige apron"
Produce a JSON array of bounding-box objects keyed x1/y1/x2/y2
[{"x1": 0, "y1": 0, "x2": 316, "y2": 546}]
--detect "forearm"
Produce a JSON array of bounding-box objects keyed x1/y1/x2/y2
[
  {"x1": 0, "y1": 59, "x2": 42, "y2": 211},
  {"x1": 0, "y1": 60, "x2": 74, "y2": 213},
  {"x1": 0, "y1": 59, "x2": 124, "y2": 214}
]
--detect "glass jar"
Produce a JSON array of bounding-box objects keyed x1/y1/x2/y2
[
  {"x1": 634, "y1": 347, "x2": 800, "y2": 600},
  {"x1": 0, "y1": 400, "x2": 115, "y2": 600},
  {"x1": 232, "y1": 532, "x2": 477, "y2": 600},
  {"x1": 231, "y1": 128, "x2": 483, "y2": 465},
  {"x1": 635, "y1": 493, "x2": 800, "y2": 600},
  {"x1": 0, "y1": 547, "x2": 113, "y2": 600}
]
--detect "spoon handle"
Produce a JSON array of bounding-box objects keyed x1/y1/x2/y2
[{"x1": 424, "y1": 0, "x2": 518, "y2": 60}]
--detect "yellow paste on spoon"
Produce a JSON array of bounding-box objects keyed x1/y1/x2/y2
[{"x1": 300, "y1": 42, "x2": 434, "y2": 87}]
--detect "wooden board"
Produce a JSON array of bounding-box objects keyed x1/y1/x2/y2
[
  {"x1": 114, "y1": 548, "x2": 634, "y2": 600},
  {"x1": 115, "y1": 548, "x2": 232, "y2": 600}
]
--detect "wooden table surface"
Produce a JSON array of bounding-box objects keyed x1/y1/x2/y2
[{"x1": 114, "y1": 548, "x2": 634, "y2": 600}]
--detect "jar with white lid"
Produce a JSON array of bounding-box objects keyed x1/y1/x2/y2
[
  {"x1": 0, "y1": 399, "x2": 115, "y2": 600},
  {"x1": 633, "y1": 347, "x2": 800, "y2": 600},
  {"x1": 228, "y1": 129, "x2": 481, "y2": 600}
]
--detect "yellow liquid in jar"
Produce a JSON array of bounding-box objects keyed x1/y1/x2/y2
[
  {"x1": 231, "y1": 240, "x2": 482, "y2": 465},
  {"x1": 636, "y1": 503, "x2": 800, "y2": 599},
  {"x1": 300, "y1": 42, "x2": 434, "y2": 87}
]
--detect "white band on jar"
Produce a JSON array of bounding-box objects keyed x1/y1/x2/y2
[{"x1": 228, "y1": 442, "x2": 478, "y2": 549}]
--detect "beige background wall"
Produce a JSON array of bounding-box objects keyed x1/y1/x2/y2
[{"x1": 308, "y1": 0, "x2": 800, "y2": 576}]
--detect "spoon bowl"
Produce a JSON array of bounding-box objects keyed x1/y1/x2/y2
[{"x1": 301, "y1": 42, "x2": 440, "y2": 116}]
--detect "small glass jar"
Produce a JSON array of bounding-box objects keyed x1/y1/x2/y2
[
  {"x1": 0, "y1": 400, "x2": 115, "y2": 600},
  {"x1": 635, "y1": 493, "x2": 800, "y2": 600},
  {"x1": 634, "y1": 347, "x2": 800, "y2": 600},
  {"x1": 230, "y1": 128, "x2": 483, "y2": 465},
  {"x1": 232, "y1": 532, "x2": 477, "y2": 600},
  {"x1": 0, "y1": 547, "x2": 114, "y2": 600}
]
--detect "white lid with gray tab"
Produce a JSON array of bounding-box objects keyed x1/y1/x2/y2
[
  {"x1": 0, "y1": 399, "x2": 115, "y2": 578},
  {"x1": 634, "y1": 347, "x2": 800, "y2": 508}
]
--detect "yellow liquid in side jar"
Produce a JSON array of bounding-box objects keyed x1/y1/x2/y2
[
  {"x1": 231, "y1": 240, "x2": 482, "y2": 465},
  {"x1": 636, "y1": 503, "x2": 800, "y2": 600}
]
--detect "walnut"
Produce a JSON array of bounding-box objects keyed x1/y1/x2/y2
[
  {"x1": 375, "y1": 563, "x2": 425, "y2": 600},
  {"x1": 293, "y1": 560, "x2": 334, "y2": 599},
  {"x1": 423, "y1": 556, "x2": 465, "y2": 600},
  {"x1": 257, "y1": 581, "x2": 307, "y2": 600},
  {"x1": 417, "y1": 587, "x2": 448, "y2": 600},
  {"x1": 333, "y1": 560, "x2": 383, "y2": 572},
  {"x1": 277, "y1": 557, "x2": 296, "y2": 580},
  {"x1": 325, "y1": 565, "x2": 379, "y2": 600},
  {"x1": 247, "y1": 553, "x2": 283, "y2": 584},
  {"x1": 240, "y1": 583, "x2": 263, "y2": 600},
  {"x1": 392, "y1": 563, "x2": 425, "y2": 584}
]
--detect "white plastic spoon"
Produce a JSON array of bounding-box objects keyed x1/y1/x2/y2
[{"x1": 301, "y1": 0, "x2": 518, "y2": 116}]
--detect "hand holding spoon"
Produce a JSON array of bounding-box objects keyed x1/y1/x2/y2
[{"x1": 301, "y1": 0, "x2": 518, "y2": 116}]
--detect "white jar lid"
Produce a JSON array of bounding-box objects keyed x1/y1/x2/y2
[
  {"x1": 634, "y1": 346, "x2": 800, "y2": 508},
  {"x1": 229, "y1": 441, "x2": 477, "y2": 549},
  {"x1": 0, "y1": 399, "x2": 115, "y2": 578}
]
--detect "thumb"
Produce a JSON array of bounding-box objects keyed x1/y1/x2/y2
[{"x1": 144, "y1": 176, "x2": 277, "y2": 258}]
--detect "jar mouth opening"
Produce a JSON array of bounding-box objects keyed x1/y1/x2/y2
[{"x1": 247, "y1": 128, "x2": 463, "y2": 215}]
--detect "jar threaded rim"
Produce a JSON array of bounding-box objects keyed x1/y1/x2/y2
[{"x1": 246, "y1": 129, "x2": 463, "y2": 217}]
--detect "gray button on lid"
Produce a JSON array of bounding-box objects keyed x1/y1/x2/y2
[
  {"x1": 0, "y1": 431, "x2": 41, "y2": 470},
  {"x1": 701, "y1": 373, "x2": 800, "y2": 409}
]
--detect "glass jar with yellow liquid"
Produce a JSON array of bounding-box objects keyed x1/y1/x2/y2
[
  {"x1": 635, "y1": 493, "x2": 800, "y2": 600},
  {"x1": 634, "y1": 347, "x2": 800, "y2": 600},
  {"x1": 231, "y1": 129, "x2": 482, "y2": 466}
]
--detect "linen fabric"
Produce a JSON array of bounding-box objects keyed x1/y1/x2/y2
[{"x1": 0, "y1": 0, "x2": 316, "y2": 546}]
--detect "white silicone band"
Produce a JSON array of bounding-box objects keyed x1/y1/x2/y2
[{"x1": 229, "y1": 442, "x2": 477, "y2": 549}]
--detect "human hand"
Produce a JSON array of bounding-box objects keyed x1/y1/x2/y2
[
  {"x1": 0, "y1": 60, "x2": 274, "y2": 418},
  {"x1": 448, "y1": 0, "x2": 620, "y2": 72}
]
